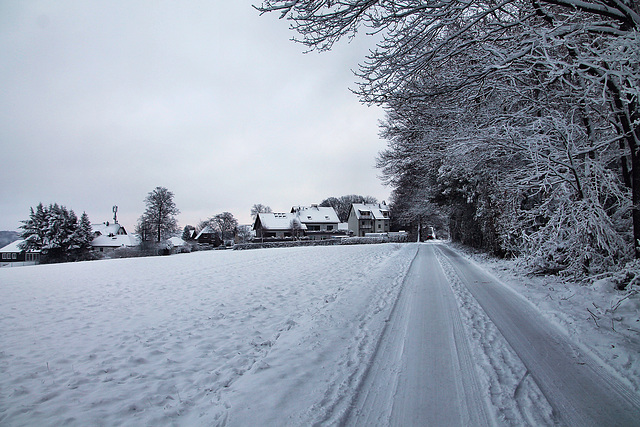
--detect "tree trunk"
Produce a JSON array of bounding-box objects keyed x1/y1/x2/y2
[{"x1": 607, "y1": 81, "x2": 640, "y2": 258}]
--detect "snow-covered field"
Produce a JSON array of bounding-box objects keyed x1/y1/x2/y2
[
  {"x1": 0, "y1": 244, "x2": 415, "y2": 426},
  {"x1": 1, "y1": 242, "x2": 638, "y2": 426}
]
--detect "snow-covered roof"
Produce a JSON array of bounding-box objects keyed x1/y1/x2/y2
[
  {"x1": 0, "y1": 240, "x2": 27, "y2": 253},
  {"x1": 255, "y1": 212, "x2": 307, "y2": 231},
  {"x1": 351, "y1": 203, "x2": 390, "y2": 220},
  {"x1": 92, "y1": 222, "x2": 127, "y2": 237},
  {"x1": 91, "y1": 234, "x2": 139, "y2": 248},
  {"x1": 168, "y1": 237, "x2": 185, "y2": 247},
  {"x1": 290, "y1": 206, "x2": 340, "y2": 224},
  {"x1": 195, "y1": 226, "x2": 216, "y2": 240}
]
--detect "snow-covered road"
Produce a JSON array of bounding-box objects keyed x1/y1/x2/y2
[
  {"x1": 348, "y1": 243, "x2": 640, "y2": 426},
  {"x1": 436, "y1": 243, "x2": 640, "y2": 426},
  {"x1": 347, "y1": 244, "x2": 491, "y2": 426}
]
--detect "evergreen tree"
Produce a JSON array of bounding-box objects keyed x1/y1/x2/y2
[
  {"x1": 73, "y1": 212, "x2": 95, "y2": 259},
  {"x1": 20, "y1": 203, "x2": 93, "y2": 263},
  {"x1": 182, "y1": 225, "x2": 196, "y2": 241}
]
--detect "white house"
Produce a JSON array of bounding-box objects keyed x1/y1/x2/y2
[
  {"x1": 253, "y1": 212, "x2": 304, "y2": 239},
  {"x1": 290, "y1": 205, "x2": 340, "y2": 240},
  {"x1": 348, "y1": 203, "x2": 391, "y2": 237},
  {"x1": 91, "y1": 220, "x2": 139, "y2": 252},
  {"x1": 252, "y1": 205, "x2": 342, "y2": 241}
]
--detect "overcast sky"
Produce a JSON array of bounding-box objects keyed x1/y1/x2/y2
[{"x1": 0, "y1": 1, "x2": 388, "y2": 232}]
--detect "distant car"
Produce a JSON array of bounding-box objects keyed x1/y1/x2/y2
[{"x1": 424, "y1": 226, "x2": 436, "y2": 240}]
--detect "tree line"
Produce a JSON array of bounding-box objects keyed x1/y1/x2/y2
[
  {"x1": 258, "y1": 0, "x2": 640, "y2": 277},
  {"x1": 17, "y1": 186, "x2": 384, "y2": 263}
]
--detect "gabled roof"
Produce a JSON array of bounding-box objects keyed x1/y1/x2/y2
[
  {"x1": 290, "y1": 206, "x2": 340, "y2": 224},
  {"x1": 0, "y1": 239, "x2": 41, "y2": 253},
  {"x1": 351, "y1": 203, "x2": 390, "y2": 220},
  {"x1": 92, "y1": 222, "x2": 127, "y2": 237},
  {"x1": 168, "y1": 236, "x2": 185, "y2": 247},
  {"x1": 0, "y1": 240, "x2": 24, "y2": 253},
  {"x1": 255, "y1": 212, "x2": 307, "y2": 231},
  {"x1": 91, "y1": 234, "x2": 139, "y2": 248},
  {"x1": 195, "y1": 226, "x2": 216, "y2": 240}
]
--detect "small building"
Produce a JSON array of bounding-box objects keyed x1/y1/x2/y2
[
  {"x1": 195, "y1": 226, "x2": 222, "y2": 246},
  {"x1": 348, "y1": 203, "x2": 391, "y2": 237},
  {"x1": 0, "y1": 240, "x2": 40, "y2": 266}
]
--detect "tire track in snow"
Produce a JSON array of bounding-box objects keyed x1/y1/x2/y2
[
  {"x1": 344, "y1": 244, "x2": 491, "y2": 426},
  {"x1": 435, "y1": 245, "x2": 558, "y2": 426},
  {"x1": 437, "y1": 243, "x2": 640, "y2": 426}
]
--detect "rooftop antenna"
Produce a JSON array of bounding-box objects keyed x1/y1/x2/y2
[{"x1": 113, "y1": 205, "x2": 118, "y2": 224}]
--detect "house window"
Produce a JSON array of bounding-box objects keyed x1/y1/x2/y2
[
  {"x1": 327, "y1": 225, "x2": 333, "y2": 231},
  {"x1": 12, "y1": 253, "x2": 17, "y2": 259},
  {"x1": 378, "y1": 223, "x2": 381, "y2": 229}
]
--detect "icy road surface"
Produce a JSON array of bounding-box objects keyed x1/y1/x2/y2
[{"x1": 348, "y1": 243, "x2": 640, "y2": 426}]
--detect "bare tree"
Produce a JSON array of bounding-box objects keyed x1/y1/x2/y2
[
  {"x1": 210, "y1": 212, "x2": 238, "y2": 244},
  {"x1": 251, "y1": 204, "x2": 273, "y2": 220},
  {"x1": 139, "y1": 186, "x2": 180, "y2": 243},
  {"x1": 320, "y1": 195, "x2": 378, "y2": 222}
]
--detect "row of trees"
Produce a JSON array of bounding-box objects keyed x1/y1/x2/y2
[
  {"x1": 136, "y1": 187, "x2": 242, "y2": 246},
  {"x1": 20, "y1": 203, "x2": 94, "y2": 263},
  {"x1": 259, "y1": 0, "x2": 640, "y2": 277}
]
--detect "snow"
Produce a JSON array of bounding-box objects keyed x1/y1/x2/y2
[
  {"x1": 0, "y1": 244, "x2": 414, "y2": 425},
  {"x1": 1, "y1": 242, "x2": 638, "y2": 426},
  {"x1": 168, "y1": 237, "x2": 185, "y2": 247},
  {"x1": 290, "y1": 206, "x2": 340, "y2": 224},
  {"x1": 350, "y1": 203, "x2": 389, "y2": 220},
  {"x1": 254, "y1": 212, "x2": 304, "y2": 231},
  {"x1": 450, "y1": 243, "x2": 640, "y2": 393},
  {"x1": 0, "y1": 240, "x2": 25, "y2": 253}
]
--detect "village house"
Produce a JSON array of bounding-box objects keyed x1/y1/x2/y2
[
  {"x1": 195, "y1": 226, "x2": 222, "y2": 246},
  {"x1": 0, "y1": 240, "x2": 40, "y2": 266},
  {"x1": 253, "y1": 212, "x2": 301, "y2": 240},
  {"x1": 348, "y1": 203, "x2": 391, "y2": 237},
  {"x1": 90, "y1": 206, "x2": 139, "y2": 252},
  {"x1": 291, "y1": 205, "x2": 341, "y2": 240},
  {"x1": 253, "y1": 205, "x2": 342, "y2": 241}
]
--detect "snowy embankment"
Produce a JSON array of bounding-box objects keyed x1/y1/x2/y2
[{"x1": 0, "y1": 244, "x2": 416, "y2": 426}]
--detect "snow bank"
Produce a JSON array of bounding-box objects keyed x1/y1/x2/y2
[{"x1": 0, "y1": 243, "x2": 415, "y2": 426}]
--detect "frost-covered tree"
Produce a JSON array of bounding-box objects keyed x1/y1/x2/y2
[
  {"x1": 251, "y1": 204, "x2": 272, "y2": 220},
  {"x1": 259, "y1": 0, "x2": 640, "y2": 275},
  {"x1": 209, "y1": 212, "x2": 238, "y2": 243},
  {"x1": 181, "y1": 225, "x2": 196, "y2": 241},
  {"x1": 20, "y1": 203, "x2": 93, "y2": 263},
  {"x1": 320, "y1": 195, "x2": 377, "y2": 222},
  {"x1": 290, "y1": 217, "x2": 303, "y2": 240},
  {"x1": 138, "y1": 187, "x2": 180, "y2": 243}
]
